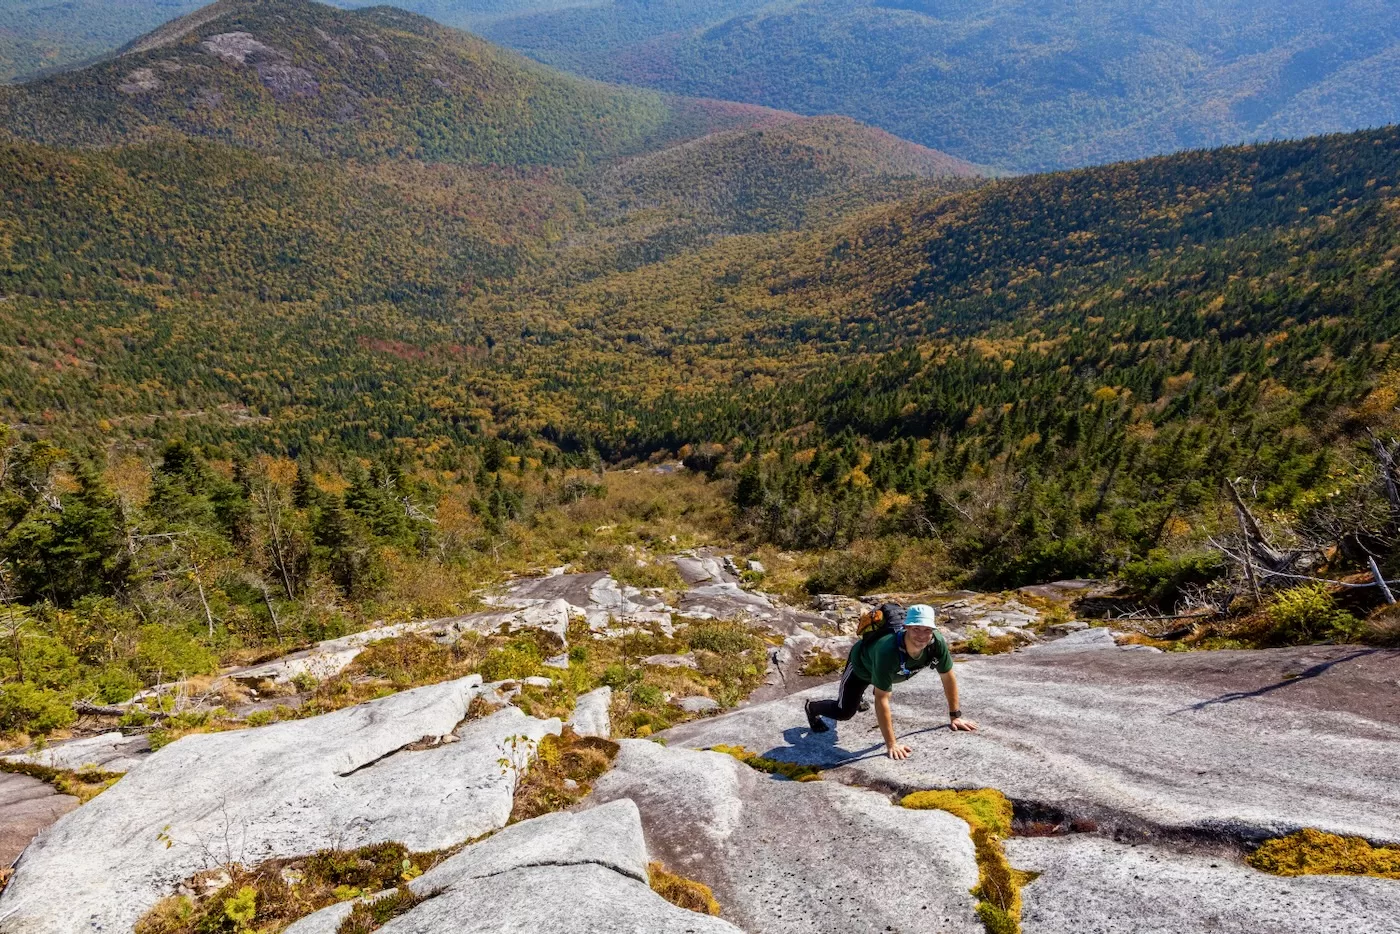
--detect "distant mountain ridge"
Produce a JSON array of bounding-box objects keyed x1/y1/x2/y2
[{"x1": 468, "y1": 0, "x2": 1400, "y2": 173}]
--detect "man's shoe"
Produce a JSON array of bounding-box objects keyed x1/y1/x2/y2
[{"x1": 805, "y1": 699, "x2": 829, "y2": 733}]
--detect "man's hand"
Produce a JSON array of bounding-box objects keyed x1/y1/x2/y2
[
  {"x1": 950, "y1": 716, "x2": 979, "y2": 732},
  {"x1": 887, "y1": 743, "x2": 913, "y2": 760}
]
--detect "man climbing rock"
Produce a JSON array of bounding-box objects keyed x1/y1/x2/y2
[{"x1": 805, "y1": 603, "x2": 978, "y2": 759}]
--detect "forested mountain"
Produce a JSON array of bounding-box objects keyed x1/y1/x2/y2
[
  {"x1": 0, "y1": 0, "x2": 763, "y2": 166},
  {"x1": 470, "y1": 0, "x2": 1400, "y2": 173}
]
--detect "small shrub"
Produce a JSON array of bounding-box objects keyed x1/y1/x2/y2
[
  {"x1": 290, "y1": 671, "x2": 319, "y2": 693},
  {"x1": 1267, "y1": 584, "x2": 1362, "y2": 644},
  {"x1": 648, "y1": 862, "x2": 720, "y2": 915},
  {"x1": 800, "y1": 651, "x2": 843, "y2": 677},
  {"x1": 132, "y1": 624, "x2": 217, "y2": 681},
  {"x1": 0, "y1": 682, "x2": 76, "y2": 735},
  {"x1": 222, "y1": 886, "x2": 256, "y2": 930},
  {"x1": 478, "y1": 641, "x2": 542, "y2": 682},
  {"x1": 631, "y1": 683, "x2": 664, "y2": 707},
  {"x1": 509, "y1": 728, "x2": 620, "y2": 823},
  {"x1": 958, "y1": 630, "x2": 1018, "y2": 655},
  {"x1": 244, "y1": 710, "x2": 275, "y2": 728},
  {"x1": 685, "y1": 621, "x2": 760, "y2": 656}
]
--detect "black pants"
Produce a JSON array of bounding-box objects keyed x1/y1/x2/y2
[{"x1": 808, "y1": 658, "x2": 869, "y2": 722}]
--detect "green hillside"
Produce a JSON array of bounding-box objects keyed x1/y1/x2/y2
[
  {"x1": 576, "y1": 115, "x2": 983, "y2": 271},
  {"x1": 478, "y1": 0, "x2": 1400, "y2": 173},
  {"x1": 0, "y1": 0, "x2": 722, "y2": 166},
  {"x1": 4, "y1": 120, "x2": 1397, "y2": 596}
]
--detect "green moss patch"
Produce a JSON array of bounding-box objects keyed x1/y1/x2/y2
[
  {"x1": 1248, "y1": 828, "x2": 1400, "y2": 879},
  {"x1": 902, "y1": 789, "x2": 1037, "y2": 934},
  {"x1": 709, "y1": 744, "x2": 822, "y2": 782}
]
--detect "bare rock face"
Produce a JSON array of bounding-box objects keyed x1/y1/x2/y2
[
  {"x1": 585, "y1": 740, "x2": 983, "y2": 934},
  {"x1": 663, "y1": 645, "x2": 1400, "y2": 846},
  {"x1": 2, "y1": 731, "x2": 150, "y2": 774},
  {"x1": 0, "y1": 773, "x2": 77, "y2": 871},
  {"x1": 485, "y1": 571, "x2": 672, "y2": 633},
  {"x1": 287, "y1": 800, "x2": 744, "y2": 934},
  {"x1": 1007, "y1": 834, "x2": 1400, "y2": 934},
  {"x1": 0, "y1": 677, "x2": 564, "y2": 934}
]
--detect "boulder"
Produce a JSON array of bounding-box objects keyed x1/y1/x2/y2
[
  {"x1": 676, "y1": 696, "x2": 719, "y2": 713},
  {"x1": 585, "y1": 740, "x2": 982, "y2": 933},
  {"x1": 662, "y1": 646, "x2": 1400, "y2": 847},
  {"x1": 1022, "y1": 625, "x2": 1117, "y2": 653},
  {"x1": 543, "y1": 653, "x2": 570, "y2": 669},
  {"x1": 673, "y1": 553, "x2": 735, "y2": 586},
  {"x1": 569, "y1": 687, "x2": 613, "y2": 738},
  {"x1": 2, "y1": 731, "x2": 151, "y2": 774},
  {"x1": 287, "y1": 800, "x2": 743, "y2": 933},
  {"x1": 0, "y1": 677, "x2": 564, "y2": 934},
  {"x1": 643, "y1": 653, "x2": 698, "y2": 669},
  {"x1": 1007, "y1": 834, "x2": 1400, "y2": 933}
]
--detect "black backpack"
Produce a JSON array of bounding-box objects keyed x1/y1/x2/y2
[{"x1": 856, "y1": 602, "x2": 907, "y2": 643}]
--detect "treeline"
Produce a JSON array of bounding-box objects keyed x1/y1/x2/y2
[{"x1": 0, "y1": 428, "x2": 612, "y2": 736}]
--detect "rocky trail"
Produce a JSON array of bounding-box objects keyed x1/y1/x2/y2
[{"x1": 1, "y1": 552, "x2": 1397, "y2": 933}]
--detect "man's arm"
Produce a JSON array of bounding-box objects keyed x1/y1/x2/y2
[
  {"x1": 939, "y1": 670, "x2": 979, "y2": 732},
  {"x1": 873, "y1": 689, "x2": 912, "y2": 760}
]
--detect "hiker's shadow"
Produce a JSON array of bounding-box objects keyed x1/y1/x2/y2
[{"x1": 766, "y1": 725, "x2": 887, "y2": 769}]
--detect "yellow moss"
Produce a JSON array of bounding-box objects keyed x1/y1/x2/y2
[
  {"x1": 902, "y1": 789, "x2": 1036, "y2": 934},
  {"x1": 1248, "y1": 828, "x2": 1400, "y2": 879},
  {"x1": 902, "y1": 789, "x2": 1012, "y2": 837},
  {"x1": 648, "y1": 862, "x2": 721, "y2": 916},
  {"x1": 709, "y1": 744, "x2": 821, "y2": 782}
]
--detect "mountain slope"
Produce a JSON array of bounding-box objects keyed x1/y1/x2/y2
[
  {"x1": 575, "y1": 115, "x2": 983, "y2": 270},
  {"x1": 474, "y1": 0, "x2": 1400, "y2": 173},
  {"x1": 0, "y1": 0, "x2": 733, "y2": 166}
]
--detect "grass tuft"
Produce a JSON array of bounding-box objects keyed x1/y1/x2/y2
[
  {"x1": 1247, "y1": 828, "x2": 1400, "y2": 879},
  {"x1": 648, "y1": 862, "x2": 721, "y2": 915}
]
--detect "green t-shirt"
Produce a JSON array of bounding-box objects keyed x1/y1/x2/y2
[{"x1": 851, "y1": 630, "x2": 953, "y2": 692}]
